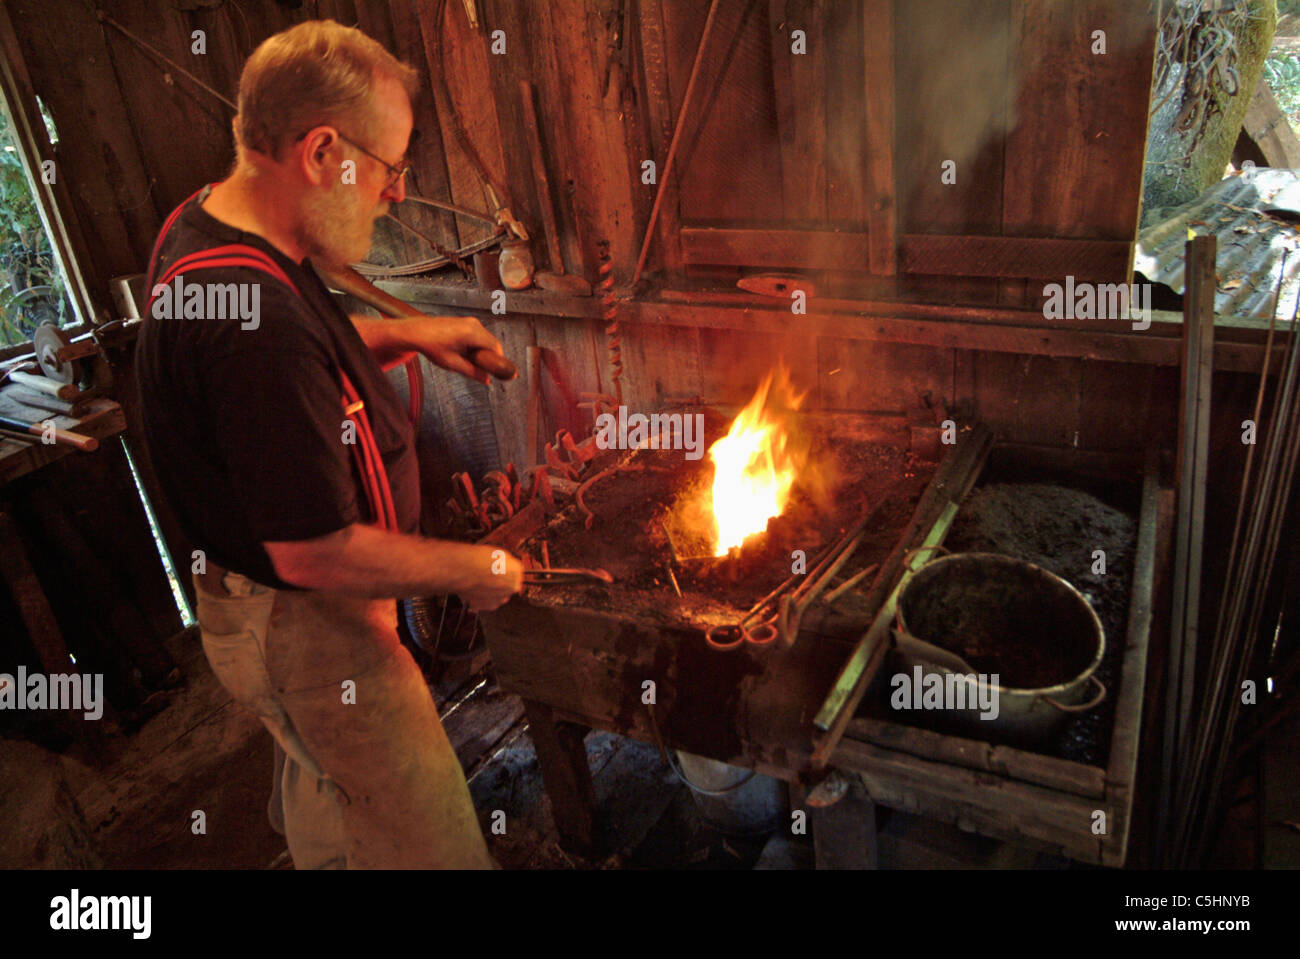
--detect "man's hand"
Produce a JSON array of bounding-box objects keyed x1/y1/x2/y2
[
  {"x1": 461, "y1": 546, "x2": 524, "y2": 612},
  {"x1": 399, "y1": 313, "x2": 505, "y2": 386},
  {"x1": 349, "y1": 313, "x2": 506, "y2": 385}
]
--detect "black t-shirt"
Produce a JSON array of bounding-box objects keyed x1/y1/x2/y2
[{"x1": 134, "y1": 185, "x2": 420, "y2": 590}]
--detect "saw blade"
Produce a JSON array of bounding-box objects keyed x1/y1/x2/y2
[{"x1": 33, "y1": 323, "x2": 77, "y2": 384}]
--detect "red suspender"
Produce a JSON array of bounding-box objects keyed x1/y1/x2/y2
[{"x1": 147, "y1": 190, "x2": 408, "y2": 532}]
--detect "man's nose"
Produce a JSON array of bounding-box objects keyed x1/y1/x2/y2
[{"x1": 383, "y1": 174, "x2": 406, "y2": 204}]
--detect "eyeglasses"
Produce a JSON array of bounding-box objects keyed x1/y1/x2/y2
[{"x1": 292, "y1": 125, "x2": 410, "y2": 190}]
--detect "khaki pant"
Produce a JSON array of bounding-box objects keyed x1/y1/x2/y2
[{"x1": 193, "y1": 568, "x2": 492, "y2": 869}]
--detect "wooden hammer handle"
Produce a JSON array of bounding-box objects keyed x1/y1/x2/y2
[
  {"x1": 319, "y1": 263, "x2": 518, "y2": 381},
  {"x1": 0, "y1": 415, "x2": 98, "y2": 452}
]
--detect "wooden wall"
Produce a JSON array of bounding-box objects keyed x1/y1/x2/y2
[
  {"x1": 2, "y1": 0, "x2": 1178, "y2": 502},
  {"x1": 5, "y1": 0, "x2": 1158, "y2": 313}
]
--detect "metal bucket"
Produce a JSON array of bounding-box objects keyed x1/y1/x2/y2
[
  {"x1": 892, "y1": 551, "x2": 1106, "y2": 746},
  {"x1": 674, "y1": 751, "x2": 783, "y2": 837}
]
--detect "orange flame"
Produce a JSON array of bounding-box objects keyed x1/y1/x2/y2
[{"x1": 707, "y1": 368, "x2": 804, "y2": 557}]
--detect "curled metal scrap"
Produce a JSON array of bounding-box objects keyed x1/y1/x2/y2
[
  {"x1": 1152, "y1": 1, "x2": 1249, "y2": 143},
  {"x1": 1135, "y1": 168, "x2": 1300, "y2": 320}
]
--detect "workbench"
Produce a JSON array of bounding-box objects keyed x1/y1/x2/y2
[{"x1": 0, "y1": 387, "x2": 125, "y2": 486}]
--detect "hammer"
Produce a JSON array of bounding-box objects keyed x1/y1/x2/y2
[{"x1": 318, "y1": 263, "x2": 518, "y2": 382}]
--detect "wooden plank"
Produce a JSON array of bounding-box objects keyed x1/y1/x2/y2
[
  {"x1": 0, "y1": 511, "x2": 80, "y2": 739},
  {"x1": 697, "y1": 327, "x2": 817, "y2": 406},
  {"x1": 545, "y1": 1, "x2": 639, "y2": 277},
  {"x1": 1242, "y1": 81, "x2": 1300, "y2": 169},
  {"x1": 383, "y1": 276, "x2": 1283, "y2": 373},
  {"x1": 1102, "y1": 448, "x2": 1160, "y2": 867},
  {"x1": 861, "y1": 0, "x2": 895, "y2": 275},
  {"x1": 832, "y1": 738, "x2": 1103, "y2": 864},
  {"x1": 518, "y1": 80, "x2": 564, "y2": 273},
  {"x1": 846, "y1": 717, "x2": 1106, "y2": 799},
  {"x1": 894, "y1": 0, "x2": 1010, "y2": 304},
  {"x1": 381, "y1": 0, "x2": 461, "y2": 253},
  {"x1": 1160, "y1": 235, "x2": 1215, "y2": 860},
  {"x1": 0, "y1": 398, "x2": 126, "y2": 486},
  {"x1": 108, "y1": 1, "x2": 233, "y2": 224},
  {"x1": 479, "y1": 1, "x2": 546, "y2": 254},
  {"x1": 812, "y1": 424, "x2": 993, "y2": 754},
  {"x1": 821, "y1": 0, "x2": 867, "y2": 226},
  {"x1": 900, "y1": 235, "x2": 1133, "y2": 281},
  {"x1": 416, "y1": 0, "x2": 505, "y2": 246},
  {"x1": 767, "y1": 0, "x2": 827, "y2": 222},
  {"x1": 615, "y1": 322, "x2": 703, "y2": 411},
  {"x1": 818, "y1": 338, "x2": 952, "y2": 413},
  {"x1": 637, "y1": 0, "x2": 686, "y2": 272},
  {"x1": 682, "y1": 227, "x2": 872, "y2": 269},
  {"x1": 441, "y1": 683, "x2": 526, "y2": 771},
  {"x1": 684, "y1": 230, "x2": 1132, "y2": 280},
  {"x1": 895, "y1": 0, "x2": 1009, "y2": 236},
  {"x1": 1002, "y1": 0, "x2": 1157, "y2": 245},
  {"x1": 811, "y1": 778, "x2": 877, "y2": 868},
  {"x1": 666, "y1": 0, "x2": 782, "y2": 224},
  {"x1": 972, "y1": 353, "x2": 1082, "y2": 448},
  {"x1": 520, "y1": 699, "x2": 598, "y2": 855}
]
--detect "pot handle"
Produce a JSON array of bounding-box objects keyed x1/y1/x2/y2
[
  {"x1": 1039, "y1": 675, "x2": 1106, "y2": 713},
  {"x1": 903, "y1": 544, "x2": 951, "y2": 573}
]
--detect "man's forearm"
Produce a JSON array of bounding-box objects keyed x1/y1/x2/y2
[
  {"x1": 266, "y1": 523, "x2": 497, "y2": 598},
  {"x1": 349, "y1": 314, "x2": 416, "y2": 369}
]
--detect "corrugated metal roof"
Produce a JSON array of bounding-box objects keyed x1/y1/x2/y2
[{"x1": 1135, "y1": 168, "x2": 1300, "y2": 322}]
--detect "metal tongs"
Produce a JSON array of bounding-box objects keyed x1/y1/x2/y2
[{"x1": 523, "y1": 567, "x2": 614, "y2": 587}]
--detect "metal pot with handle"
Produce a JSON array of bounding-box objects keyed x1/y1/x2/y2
[{"x1": 890, "y1": 550, "x2": 1106, "y2": 746}]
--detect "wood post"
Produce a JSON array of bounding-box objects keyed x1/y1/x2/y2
[{"x1": 522, "y1": 698, "x2": 599, "y2": 855}]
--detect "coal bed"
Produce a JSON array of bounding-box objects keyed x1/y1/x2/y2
[{"x1": 513, "y1": 411, "x2": 936, "y2": 636}]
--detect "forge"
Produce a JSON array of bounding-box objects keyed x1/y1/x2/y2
[
  {"x1": 480, "y1": 400, "x2": 1159, "y2": 867},
  {"x1": 479, "y1": 401, "x2": 958, "y2": 816}
]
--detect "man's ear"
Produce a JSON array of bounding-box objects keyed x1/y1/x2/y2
[{"x1": 297, "y1": 126, "x2": 337, "y2": 186}]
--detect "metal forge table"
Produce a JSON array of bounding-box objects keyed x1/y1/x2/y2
[{"x1": 479, "y1": 417, "x2": 1161, "y2": 868}]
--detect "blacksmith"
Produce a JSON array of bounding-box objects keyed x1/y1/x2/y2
[{"x1": 135, "y1": 20, "x2": 522, "y2": 868}]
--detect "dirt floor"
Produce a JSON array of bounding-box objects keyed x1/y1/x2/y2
[{"x1": 0, "y1": 621, "x2": 794, "y2": 870}]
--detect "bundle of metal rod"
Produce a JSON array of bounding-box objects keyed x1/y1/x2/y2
[
  {"x1": 1168, "y1": 249, "x2": 1300, "y2": 867},
  {"x1": 1156, "y1": 235, "x2": 1216, "y2": 864}
]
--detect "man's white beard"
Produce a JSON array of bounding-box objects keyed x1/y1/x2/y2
[{"x1": 297, "y1": 182, "x2": 379, "y2": 267}]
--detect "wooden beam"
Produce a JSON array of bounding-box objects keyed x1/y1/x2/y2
[
  {"x1": 378, "y1": 276, "x2": 1286, "y2": 373},
  {"x1": 862, "y1": 0, "x2": 896, "y2": 275},
  {"x1": 681, "y1": 227, "x2": 872, "y2": 269},
  {"x1": 1102, "y1": 447, "x2": 1161, "y2": 867},
  {"x1": 846, "y1": 717, "x2": 1106, "y2": 799},
  {"x1": 521, "y1": 698, "x2": 599, "y2": 856},
  {"x1": 637, "y1": 0, "x2": 685, "y2": 273},
  {"x1": 767, "y1": 0, "x2": 828, "y2": 222},
  {"x1": 900, "y1": 235, "x2": 1132, "y2": 281},
  {"x1": 833, "y1": 738, "x2": 1105, "y2": 864},
  {"x1": 681, "y1": 228, "x2": 1131, "y2": 282}
]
